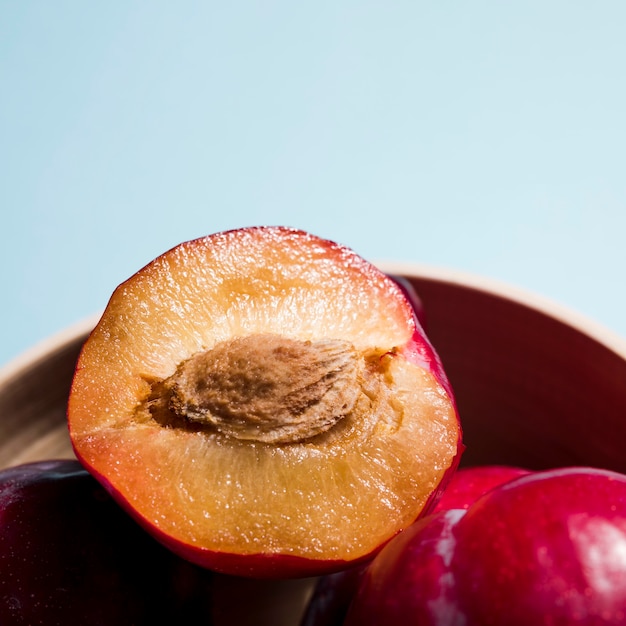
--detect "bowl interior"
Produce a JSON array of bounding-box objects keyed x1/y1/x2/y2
[
  {"x1": 2, "y1": 265, "x2": 626, "y2": 625},
  {"x1": 392, "y1": 266, "x2": 626, "y2": 473}
]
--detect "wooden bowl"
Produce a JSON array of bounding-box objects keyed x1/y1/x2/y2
[
  {"x1": 2, "y1": 263, "x2": 626, "y2": 625},
  {"x1": 384, "y1": 263, "x2": 626, "y2": 473}
]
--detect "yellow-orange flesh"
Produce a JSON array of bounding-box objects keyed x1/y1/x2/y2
[{"x1": 68, "y1": 227, "x2": 459, "y2": 563}]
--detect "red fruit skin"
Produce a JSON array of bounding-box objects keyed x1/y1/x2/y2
[
  {"x1": 454, "y1": 467, "x2": 626, "y2": 625},
  {"x1": 344, "y1": 509, "x2": 466, "y2": 626},
  {"x1": 432, "y1": 464, "x2": 530, "y2": 512},
  {"x1": 127, "y1": 516, "x2": 361, "y2": 578},
  {"x1": 345, "y1": 467, "x2": 626, "y2": 626},
  {"x1": 0, "y1": 460, "x2": 214, "y2": 626}
]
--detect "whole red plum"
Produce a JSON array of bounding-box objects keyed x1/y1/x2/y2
[
  {"x1": 432, "y1": 464, "x2": 530, "y2": 512},
  {"x1": 345, "y1": 467, "x2": 626, "y2": 626}
]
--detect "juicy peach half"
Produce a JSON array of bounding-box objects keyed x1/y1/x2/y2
[{"x1": 68, "y1": 226, "x2": 462, "y2": 578}]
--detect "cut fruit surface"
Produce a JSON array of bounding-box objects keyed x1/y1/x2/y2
[{"x1": 68, "y1": 226, "x2": 461, "y2": 577}]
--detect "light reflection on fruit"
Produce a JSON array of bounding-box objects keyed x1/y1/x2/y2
[{"x1": 344, "y1": 467, "x2": 626, "y2": 626}]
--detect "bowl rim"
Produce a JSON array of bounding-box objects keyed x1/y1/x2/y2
[
  {"x1": 381, "y1": 261, "x2": 626, "y2": 360},
  {"x1": 0, "y1": 312, "x2": 102, "y2": 388},
  {"x1": 1, "y1": 262, "x2": 625, "y2": 388}
]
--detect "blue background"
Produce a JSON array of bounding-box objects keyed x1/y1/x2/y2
[{"x1": 2, "y1": 1, "x2": 626, "y2": 367}]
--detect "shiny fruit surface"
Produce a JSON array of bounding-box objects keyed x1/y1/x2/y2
[
  {"x1": 68, "y1": 227, "x2": 461, "y2": 577},
  {"x1": 0, "y1": 460, "x2": 213, "y2": 626},
  {"x1": 432, "y1": 464, "x2": 530, "y2": 512},
  {"x1": 345, "y1": 467, "x2": 626, "y2": 626}
]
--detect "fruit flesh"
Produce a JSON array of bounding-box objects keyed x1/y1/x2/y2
[{"x1": 68, "y1": 227, "x2": 460, "y2": 575}]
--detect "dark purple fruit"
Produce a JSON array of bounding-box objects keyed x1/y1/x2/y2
[{"x1": 0, "y1": 459, "x2": 213, "y2": 626}]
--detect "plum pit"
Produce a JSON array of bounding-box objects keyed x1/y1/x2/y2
[{"x1": 144, "y1": 333, "x2": 369, "y2": 444}]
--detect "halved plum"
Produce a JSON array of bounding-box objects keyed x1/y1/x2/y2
[{"x1": 68, "y1": 226, "x2": 461, "y2": 578}]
